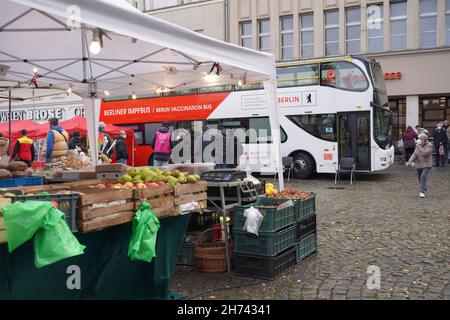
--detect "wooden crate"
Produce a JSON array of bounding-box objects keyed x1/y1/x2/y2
[
  {"x1": 134, "y1": 185, "x2": 175, "y2": 219},
  {"x1": 173, "y1": 181, "x2": 208, "y2": 206},
  {"x1": 75, "y1": 188, "x2": 135, "y2": 233},
  {"x1": 0, "y1": 198, "x2": 11, "y2": 232},
  {"x1": 0, "y1": 230, "x2": 6, "y2": 244}
]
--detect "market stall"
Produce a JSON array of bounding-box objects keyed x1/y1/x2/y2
[{"x1": 0, "y1": 0, "x2": 281, "y2": 300}]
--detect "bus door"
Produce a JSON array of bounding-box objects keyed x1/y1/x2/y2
[{"x1": 337, "y1": 112, "x2": 371, "y2": 171}]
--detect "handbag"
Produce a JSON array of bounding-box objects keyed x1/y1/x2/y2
[{"x1": 439, "y1": 144, "x2": 445, "y2": 156}]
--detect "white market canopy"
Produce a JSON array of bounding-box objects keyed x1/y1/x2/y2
[{"x1": 0, "y1": 0, "x2": 284, "y2": 189}]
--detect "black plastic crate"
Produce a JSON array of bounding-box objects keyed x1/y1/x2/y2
[
  {"x1": 233, "y1": 198, "x2": 294, "y2": 233},
  {"x1": 9, "y1": 193, "x2": 79, "y2": 232},
  {"x1": 233, "y1": 225, "x2": 296, "y2": 257},
  {"x1": 296, "y1": 232, "x2": 317, "y2": 263},
  {"x1": 295, "y1": 214, "x2": 316, "y2": 242},
  {"x1": 176, "y1": 242, "x2": 196, "y2": 266},
  {"x1": 188, "y1": 210, "x2": 221, "y2": 232},
  {"x1": 234, "y1": 247, "x2": 296, "y2": 280}
]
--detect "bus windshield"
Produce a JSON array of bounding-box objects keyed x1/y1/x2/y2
[
  {"x1": 374, "y1": 106, "x2": 392, "y2": 149},
  {"x1": 370, "y1": 61, "x2": 388, "y2": 106}
]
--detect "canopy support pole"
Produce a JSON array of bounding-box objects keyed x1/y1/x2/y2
[
  {"x1": 8, "y1": 89, "x2": 11, "y2": 155},
  {"x1": 84, "y1": 82, "x2": 100, "y2": 167},
  {"x1": 264, "y1": 78, "x2": 284, "y2": 191}
]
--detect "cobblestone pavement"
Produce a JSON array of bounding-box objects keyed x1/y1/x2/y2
[{"x1": 172, "y1": 165, "x2": 450, "y2": 300}]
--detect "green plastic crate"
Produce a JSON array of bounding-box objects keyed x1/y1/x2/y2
[
  {"x1": 233, "y1": 198, "x2": 294, "y2": 233},
  {"x1": 297, "y1": 193, "x2": 316, "y2": 221},
  {"x1": 233, "y1": 224, "x2": 296, "y2": 257},
  {"x1": 9, "y1": 193, "x2": 79, "y2": 232},
  {"x1": 296, "y1": 232, "x2": 317, "y2": 263}
]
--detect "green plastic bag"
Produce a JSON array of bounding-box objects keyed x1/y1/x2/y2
[
  {"x1": 2, "y1": 201, "x2": 85, "y2": 268},
  {"x1": 128, "y1": 202, "x2": 160, "y2": 263}
]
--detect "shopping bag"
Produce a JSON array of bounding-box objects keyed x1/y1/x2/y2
[
  {"x1": 1, "y1": 201, "x2": 85, "y2": 268},
  {"x1": 128, "y1": 202, "x2": 160, "y2": 263},
  {"x1": 439, "y1": 144, "x2": 445, "y2": 156}
]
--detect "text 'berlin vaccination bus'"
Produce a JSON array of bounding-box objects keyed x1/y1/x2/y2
[{"x1": 100, "y1": 56, "x2": 394, "y2": 179}]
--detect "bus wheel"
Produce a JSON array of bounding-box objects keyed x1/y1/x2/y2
[{"x1": 293, "y1": 152, "x2": 314, "y2": 179}]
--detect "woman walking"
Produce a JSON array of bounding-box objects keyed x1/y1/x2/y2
[
  {"x1": 406, "y1": 133, "x2": 433, "y2": 199},
  {"x1": 402, "y1": 126, "x2": 417, "y2": 162}
]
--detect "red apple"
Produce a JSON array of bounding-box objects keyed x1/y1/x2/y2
[
  {"x1": 105, "y1": 184, "x2": 114, "y2": 189},
  {"x1": 97, "y1": 184, "x2": 107, "y2": 189},
  {"x1": 156, "y1": 181, "x2": 166, "y2": 186},
  {"x1": 146, "y1": 182, "x2": 158, "y2": 188}
]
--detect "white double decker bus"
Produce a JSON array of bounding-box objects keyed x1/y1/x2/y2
[{"x1": 101, "y1": 56, "x2": 394, "y2": 178}]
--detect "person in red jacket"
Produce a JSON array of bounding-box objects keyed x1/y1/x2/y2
[{"x1": 11, "y1": 129, "x2": 35, "y2": 167}]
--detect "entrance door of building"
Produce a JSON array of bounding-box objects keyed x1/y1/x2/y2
[{"x1": 337, "y1": 112, "x2": 371, "y2": 171}]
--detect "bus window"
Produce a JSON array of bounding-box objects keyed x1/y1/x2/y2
[
  {"x1": 321, "y1": 61, "x2": 368, "y2": 91},
  {"x1": 249, "y1": 117, "x2": 272, "y2": 143},
  {"x1": 286, "y1": 114, "x2": 337, "y2": 142},
  {"x1": 277, "y1": 64, "x2": 319, "y2": 88}
]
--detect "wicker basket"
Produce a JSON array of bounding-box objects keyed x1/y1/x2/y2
[{"x1": 194, "y1": 226, "x2": 233, "y2": 273}]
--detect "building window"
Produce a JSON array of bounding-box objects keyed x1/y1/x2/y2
[
  {"x1": 390, "y1": 1, "x2": 407, "y2": 51},
  {"x1": 240, "y1": 21, "x2": 252, "y2": 49},
  {"x1": 300, "y1": 13, "x2": 314, "y2": 59},
  {"x1": 419, "y1": 0, "x2": 438, "y2": 48},
  {"x1": 420, "y1": 97, "x2": 449, "y2": 134},
  {"x1": 367, "y1": 3, "x2": 384, "y2": 53},
  {"x1": 258, "y1": 19, "x2": 271, "y2": 52},
  {"x1": 280, "y1": 16, "x2": 294, "y2": 60},
  {"x1": 447, "y1": 0, "x2": 450, "y2": 46},
  {"x1": 389, "y1": 99, "x2": 406, "y2": 143},
  {"x1": 151, "y1": 0, "x2": 179, "y2": 10},
  {"x1": 325, "y1": 10, "x2": 339, "y2": 56},
  {"x1": 345, "y1": 7, "x2": 361, "y2": 54}
]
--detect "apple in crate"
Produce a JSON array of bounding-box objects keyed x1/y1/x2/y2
[
  {"x1": 136, "y1": 183, "x2": 147, "y2": 189},
  {"x1": 146, "y1": 182, "x2": 158, "y2": 189},
  {"x1": 97, "y1": 184, "x2": 107, "y2": 189},
  {"x1": 156, "y1": 181, "x2": 166, "y2": 186},
  {"x1": 123, "y1": 182, "x2": 134, "y2": 189},
  {"x1": 112, "y1": 184, "x2": 123, "y2": 189}
]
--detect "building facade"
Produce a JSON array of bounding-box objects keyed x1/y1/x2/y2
[{"x1": 137, "y1": 0, "x2": 450, "y2": 142}]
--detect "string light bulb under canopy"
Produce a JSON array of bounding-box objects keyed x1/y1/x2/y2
[{"x1": 89, "y1": 29, "x2": 101, "y2": 55}]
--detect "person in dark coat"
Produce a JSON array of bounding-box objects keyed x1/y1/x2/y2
[
  {"x1": 114, "y1": 131, "x2": 128, "y2": 164},
  {"x1": 433, "y1": 123, "x2": 448, "y2": 167},
  {"x1": 402, "y1": 126, "x2": 417, "y2": 162},
  {"x1": 68, "y1": 131, "x2": 81, "y2": 151}
]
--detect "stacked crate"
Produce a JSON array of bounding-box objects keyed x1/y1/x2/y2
[
  {"x1": 293, "y1": 194, "x2": 317, "y2": 263},
  {"x1": 232, "y1": 198, "x2": 297, "y2": 279},
  {"x1": 232, "y1": 194, "x2": 317, "y2": 279}
]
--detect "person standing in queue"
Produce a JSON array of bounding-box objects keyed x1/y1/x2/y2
[
  {"x1": 98, "y1": 122, "x2": 113, "y2": 158},
  {"x1": 402, "y1": 126, "x2": 417, "y2": 162},
  {"x1": 11, "y1": 129, "x2": 34, "y2": 167},
  {"x1": 46, "y1": 118, "x2": 69, "y2": 163},
  {"x1": 433, "y1": 123, "x2": 448, "y2": 167},
  {"x1": 406, "y1": 133, "x2": 433, "y2": 199},
  {"x1": 68, "y1": 131, "x2": 82, "y2": 151},
  {"x1": 151, "y1": 123, "x2": 172, "y2": 168},
  {"x1": 0, "y1": 133, "x2": 9, "y2": 157},
  {"x1": 114, "y1": 131, "x2": 128, "y2": 165}
]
